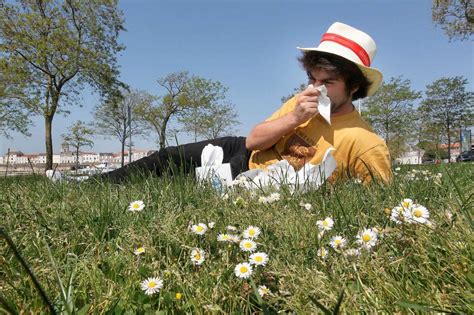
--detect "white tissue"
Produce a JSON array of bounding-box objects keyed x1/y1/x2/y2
[
  {"x1": 234, "y1": 147, "x2": 337, "y2": 192},
  {"x1": 309, "y1": 84, "x2": 331, "y2": 125},
  {"x1": 201, "y1": 144, "x2": 223, "y2": 165}
]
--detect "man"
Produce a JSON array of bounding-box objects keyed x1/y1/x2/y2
[{"x1": 98, "y1": 22, "x2": 391, "y2": 184}]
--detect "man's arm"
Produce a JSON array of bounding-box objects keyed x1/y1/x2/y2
[{"x1": 245, "y1": 86, "x2": 320, "y2": 151}]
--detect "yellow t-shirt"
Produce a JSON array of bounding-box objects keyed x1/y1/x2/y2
[{"x1": 248, "y1": 96, "x2": 392, "y2": 184}]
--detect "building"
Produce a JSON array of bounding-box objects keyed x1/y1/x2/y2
[{"x1": 395, "y1": 149, "x2": 425, "y2": 165}]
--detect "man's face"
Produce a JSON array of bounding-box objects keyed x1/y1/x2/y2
[{"x1": 307, "y1": 68, "x2": 355, "y2": 115}]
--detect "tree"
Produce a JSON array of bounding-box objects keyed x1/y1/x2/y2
[
  {"x1": 179, "y1": 102, "x2": 240, "y2": 141},
  {"x1": 177, "y1": 77, "x2": 239, "y2": 141},
  {"x1": 362, "y1": 77, "x2": 421, "y2": 159},
  {"x1": 281, "y1": 83, "x2": 307, "y2": 103},
  {"x1": 419, "y1": 76, "x2": 474, "y2": 161},
  {"x1": 432, "y1": 0, "x2": 473, "y2": 41},
  {"x1": 61, "y1": 120, "x2": 94, "y2": 172},
  {"x1": 93, "y1": 90, "x2": 150, "y2": 167},
  {"x1": 136, "y1": 71, "x2": 236, "y2": 148},
  {"x1": 0, "y1": 0, "x2": 125, "y2": 169}
]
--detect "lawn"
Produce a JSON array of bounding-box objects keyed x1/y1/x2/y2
[{"x1": 1, "y1": 163, "x2": 473, "y2": 313}]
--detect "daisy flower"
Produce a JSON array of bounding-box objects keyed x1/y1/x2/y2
[
  {"x1": 258, "y1": 285, "x2": 271, "y2": 297},
  {"x1": 400, "y1": 198, "x2": 414, "y2": 210},
  {"x1": 268, "y1": 192, "x2": 281, "y2": 202},
  {"x1": 356, "y1": 228, "x2": 378, "y2": 249},
  {"x1": 229, "y1": 234, "x2": 241, "y2": 243},
  {"x1": 190, "y1": 248, "x2": 205, "y2": 265},
  {"x1": 329, "y1": 236, "x2": 346, "y2": 249},
  {"x1": 408, "y1": 205, "x2": 430, "y2": 224},
  {"x1": 344, "y1": 248, "x2": 361, "y2": 257},
  {"x1": 390, "y1": 206, "x2": 405, "y2": 224},
  {"x1": 316, "y1": 217, "x2": 334, "y2": 231},
  {"x1": 226, "y1": 225, "x2": 238, "y2": 231},
  {"x1": 134, "y1": 246, "x2": 145, "y2": 255},
  {"x1": 191, "y1": 223, "x2": 208, "y2": 235},
  {"x1": 234, "y1": 262, "x2": 253, "y2": 279},
  {"x1": 299, "y1": 201, "x2": 313, "y2": 210},
  {"x1": 140, "y1": 277, "x2": 163, "y2": 295},
  {"x1": 239, "y1": 239, "x2": 257, "y2": 252},
  {"x1": 128, "y1": 200, "x2": 145, "y2": 212},
  {"x1": 243, "y1": 226, "x2": 261, "y2": 239},
  {"x1": 258, "y1": 196, "x2": 269, "y2": 204},
  {"x1": 217, "y1": 233, "x2": 232, "y2": 242},
  {"x1": 317, "y1": 247, "x2": 328, "y2": 259},
  {"x1": 249, "y1": 252, "x2": 269, "y2": 266},
  {"x1": 208, "y1": 222, "x2": 215, "y2": 229}
]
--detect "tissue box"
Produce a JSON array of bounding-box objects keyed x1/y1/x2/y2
[
  {"x1": 195, "y1": 163, "x2": 233, "y2": 185},
  {"x1": 195, "y1": 144, "x2": 233, "y2": 186}
]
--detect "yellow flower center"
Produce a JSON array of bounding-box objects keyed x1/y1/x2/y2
[
  {"x1": 323, "y1": 221, "x2": 329, "y2": 227},
  {"x1": 402, "y1": 202, "x2": 410, "y2": 208},
  {"x1": 255, "y1": 256, "x2": 263, "y2": 262},
  {"x1": 194, "y1": 253, "x2": 201, "y2": 260},
  {"x1": 335, "y1": 239, "x2": 341, "y2": 245},
  {"x1": 249, "y1": 230, "x2": 255, "y2": 236},
  {"x1": 133, "y1": 203, "x2": 140, "y2": 209},
  {"x1": 136, "y1": 247, "x2": 145, "y2": 253},
  {"x1": 175, "y1": 293, "x2": 182, "y2": 300},
  {"x1": 244, "y1": 242, "x2": 252, "y2": 249},
  {"x1": 240, "y1": 266, "x2": 248, "y2": 273},
  {"x1": 148, "y1": 281, "x2": 156, "y2": 288},
  {"x1": 362, "y1": 234, "x2": 371, "y2": 242},
  {"x1": 196, "y1": 226, "x2": 203, "y2": 232},
  {"x1": 413, "y1": 209, "x2": 422, "y2": 218}
]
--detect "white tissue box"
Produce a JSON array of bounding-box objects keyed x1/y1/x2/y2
[
  {"x1": 195, "y1": 163, "x2": 233, "y2": 185},
  {"x1": 195, "y1": 144, "x2": 233, "y2": 186}
]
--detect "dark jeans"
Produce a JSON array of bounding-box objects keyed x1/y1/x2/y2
[{"x1": 97, "y1": 136, "x2": 251, "y2": 183}]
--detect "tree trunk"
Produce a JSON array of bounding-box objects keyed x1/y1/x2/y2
[
  {"x1": 45, "y1": 115, "x2": 54, "y2": 170},
  {"x1": 159, "y1": 115, "x2": 171, "y2": 150},
  {"x1": 121, "y1": 137, "x2": 126, "y2": 167},
  {"x1": 76, "y1": 146, "x2": 80, "y2": 174}
]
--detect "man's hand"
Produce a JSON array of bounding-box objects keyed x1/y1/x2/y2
[{"x1": 292, "y1": 86, "x2": 320, "y2": 125}]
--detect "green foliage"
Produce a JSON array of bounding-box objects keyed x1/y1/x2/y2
[
  {"x1": 418, "y1": 76, "x2": 474, "y2": 159},
  {"x1": 362, "y1": 77, "x2": 421, "y2": 159},
  {"x1": 0, "y1": 0, "x2": 125, "y2": 168},
  {"x1": 432, "y1": 0, "x2": 473, "y2": 42},
  {"x1": 1, "y1": 163, "x2": 473, "y2": 313},
  {"x1": 93, "y1": 89, "x2": 152, "y2": 166}
]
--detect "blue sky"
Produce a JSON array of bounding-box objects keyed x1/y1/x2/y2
[{"x1": 2, "y1": 0, "x2": 473, "y2": 154}]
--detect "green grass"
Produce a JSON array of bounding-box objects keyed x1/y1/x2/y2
[{"x1": 1, "y1": 163, "x2": 473, "y2": 313}]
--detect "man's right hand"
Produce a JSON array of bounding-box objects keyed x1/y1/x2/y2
[{"x1": 292, "y1": 86, "x2": 320, "y2": 125}]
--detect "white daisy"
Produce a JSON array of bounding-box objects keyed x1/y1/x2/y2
[
  {"x1": 217, "y1": 233, "x2": 232, "y2": 242},
  {"x1": 356, "y1": 228, "x2": 378, "y2": 249},
  {"x1": 226, "y1": 225, "x2": 238, "y2": 231},
  {"x1": 316, "y1": 217, "x2": 334, "y2": 231},
  {"x1": 134, "y1": 246, "x2": 145, "y2": 255},
  {"x1": 257, "y1": 285, "x2": 271, "y2": 297},
  {"x1": 344, "y1": 248, "x2": 361, "y2": 257},
  {"x1": 229, "y1": 234, "x2": 241, "y2": 243},
  {"x1": 390, "y1": 206, "x2": 405, "y2": 224},
  {"x1": 234, "y1": 262, "x2": 253, "y2": 279},
  {"x1": 400, "y1": 198, "x2": 414, "y2": 210},
  {"x1": 258, "y1": 196, "x2": 269, "y2": 204},
  {"x1": 128, "y1": 200, "x2": 145, "y2": 212},
  {"x1": 208, "y1": 222, "x2": 215, "y2": 229},
  {"x1": 239, "y1": 239, "x2": 257, "y2": 252},
  {"x1": 191, "y1": 223, "x2": 208, "y2": 235},
  {"x1": 268, "y1": 192, "x2": 281, "y2": 202},
  {"x1": 190, "y1": 248, "x2": 205, "y2": 265},
  {"x1": 140, "y1": 277, "x2": 163, "y2": 295},
  {"x1": 243, "y1": 226, "x2": 261, "y2": 239},
  {"x1": 300, "y1": 201, "x2": 313, "y2": 210},
  {"x1": 249, "y1": 252, "x2": 269, "y2": 266},
  {"x1": 317, "y1": 247, "x2": 328, "y2": 259},
  {"x1": 329, "y1": 236, "x2": 346, "y2": 249},
  {"x1": 408, "y1": 205, "x2": 430, "y2": 224}
]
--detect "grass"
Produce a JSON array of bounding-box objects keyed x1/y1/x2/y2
[{"x1": 1, "y1": 163, "x2": 473, "y2": 313}]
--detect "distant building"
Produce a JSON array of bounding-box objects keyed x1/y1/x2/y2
[{"x1": 395, "y1": 149, "x2": 425, "y2": 165}]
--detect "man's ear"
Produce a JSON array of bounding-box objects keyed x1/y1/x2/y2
[{"x1": 350, "y1": 86, "x2": 359, "y2": 96}]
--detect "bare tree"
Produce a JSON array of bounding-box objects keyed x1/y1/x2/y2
[{"x1": 61, "y1": 120, "x2": 94, "y2": 172}]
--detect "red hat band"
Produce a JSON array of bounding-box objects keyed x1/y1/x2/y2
[{"x1": 320, "y1": 33, "x2": 371, "y2": 67}]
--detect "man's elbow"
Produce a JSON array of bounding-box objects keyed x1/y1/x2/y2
[{"x1": 245, "y1": 135, "x2": 257, "y2": 151}]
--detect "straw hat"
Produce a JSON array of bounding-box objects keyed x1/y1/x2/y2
[{"x1": 297, "y1": 22, "x2": 383, "y2": 96}]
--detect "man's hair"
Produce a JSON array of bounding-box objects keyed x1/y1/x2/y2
[{"x1": 298, "y1": 51, "x2": 371, "y2": 100}]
